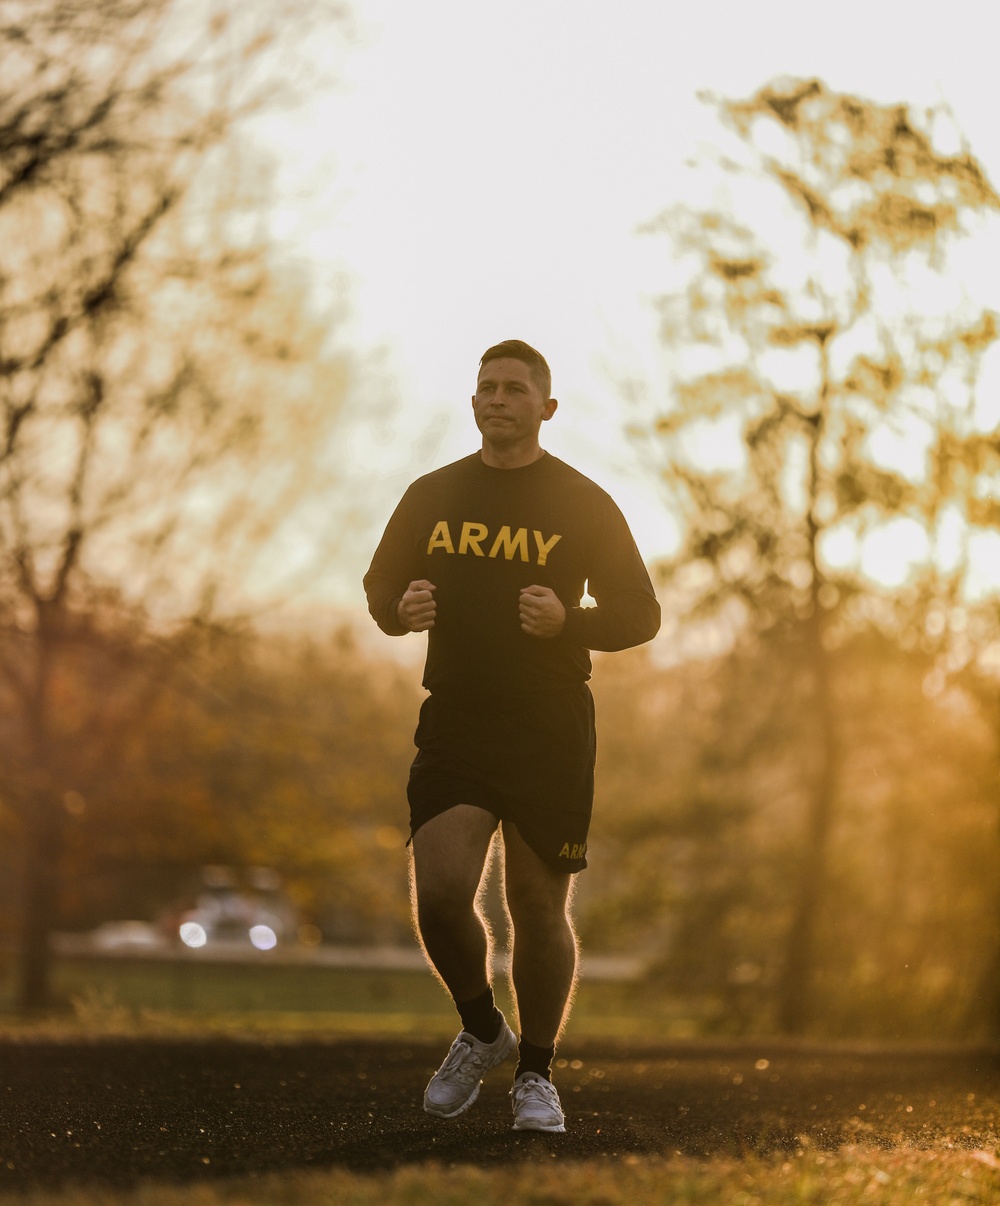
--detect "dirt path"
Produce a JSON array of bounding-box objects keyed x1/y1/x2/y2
[{"x1": 1, "y1": 1037, "x2": 997, "y2": 1190}]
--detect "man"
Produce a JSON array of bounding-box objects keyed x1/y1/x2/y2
[{"x1": 363, "y1": 340, "x2": 660, "y2": 1133}]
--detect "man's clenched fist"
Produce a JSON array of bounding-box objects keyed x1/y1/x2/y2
[
  {"x1": 397, "y1": 580, "x2": 437, "y2": 631},
  {"x1": 519, "y1": 584, "x2": 565, "y2": 638}
]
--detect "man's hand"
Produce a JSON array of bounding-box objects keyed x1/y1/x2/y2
[
  {"x1": 519, "y1": 584, "x2": 565, "y2": 638},
  {"x1": 397, "y1": 580, "x2": 437, "y2": 631}
]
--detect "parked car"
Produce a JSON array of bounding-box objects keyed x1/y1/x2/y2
[{"x1": 175, "y1": 867, "x2": 297, "y2": 951}]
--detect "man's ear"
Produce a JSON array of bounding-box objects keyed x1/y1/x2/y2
[{"x1": 542, "y1": 398, "x2": 558, "y2": 421}]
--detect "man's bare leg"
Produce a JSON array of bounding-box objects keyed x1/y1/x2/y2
[
  {"x1": 501, "y1": 820, "x2": 578, "y2": 1047},
  {"x1": 501, "y1": 820, "x2": 574, "y2": 1132},
  {"x1": 412, "y1": 804, "x2": 518, "y2": 1120},
  {"x1": 410, "y1": 804, "x2": 499, "y2": 1003}
]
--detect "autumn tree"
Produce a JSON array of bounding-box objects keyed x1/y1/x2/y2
[
  {"x1": 45, "y1": 624, "x2": 423, "y2": 946},
  {"x1": 0, "y1": 0, "x2": 352, "y2": 1008},
  {"x1": 584, "y1": 633, "x2": 996, "y2": 1037},
  {"x1": 632, "y1": 78, "x2": 1000, "y2": 1032}
]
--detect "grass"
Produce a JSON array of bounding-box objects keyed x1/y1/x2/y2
[
  {"x1": 1, "y1": 1148, "x2": 999, "y2": 1205},
  {"x1": 0, "y1": 954, "x2": 713, "y2": 1041}
]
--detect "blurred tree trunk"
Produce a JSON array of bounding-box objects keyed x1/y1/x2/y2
[
  {"x1": 11, "y1": 602, "x2": 62, "y2": 1011},
  {"x1": 777, "y1": 358, "x2": 838, "y2": 1033},
  {"x1": 17, "y1": 795, "x2": 62, "y2": 1012}
]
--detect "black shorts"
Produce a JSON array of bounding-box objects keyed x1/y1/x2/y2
[{"x1": 407, "y1": 686, "x2": 596, "y2": 873}]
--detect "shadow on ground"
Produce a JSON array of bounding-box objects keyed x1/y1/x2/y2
[{"x1": 1, "y1": 1037, "x2": 997, "y2": 1189}]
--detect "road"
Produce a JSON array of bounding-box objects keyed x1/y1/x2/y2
[{"x1": 0, "y1": 1037, "x2": 997, "y2": 1190}]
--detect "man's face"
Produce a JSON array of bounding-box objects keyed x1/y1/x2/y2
[{"x1": 472, "y1": 357, "x2": 556, "y2": 446}]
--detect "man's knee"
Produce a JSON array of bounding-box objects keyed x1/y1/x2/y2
[
  {"x1": 414, "y1": 872, "x2": 477, "y2": 931},
  {"x1": 503, "y1": 824, "x2": 573, "y2": 929},
  {"x1": 504, "y1": 859, "x2": 574, "y2": 933}
]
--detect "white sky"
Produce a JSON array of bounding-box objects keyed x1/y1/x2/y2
[{"x1": 255, "y1": 0, "x2": 1000, "y2": 611}]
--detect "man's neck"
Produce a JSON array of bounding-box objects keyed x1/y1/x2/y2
[{"x1": 480, "y1": 441, "x2": 546, "y2": 469}]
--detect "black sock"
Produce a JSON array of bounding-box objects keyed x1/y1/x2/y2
[
  {"x1": 515, "y1": 1038, "x2": 555, "y2": 1082},
  {"x1": 456, "y1": 986, "x2": 502, "y2": 1043}
]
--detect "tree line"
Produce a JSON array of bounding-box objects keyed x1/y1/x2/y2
[{"x1": 1, "y1": 618, "x2": 997, "y2": 1042}]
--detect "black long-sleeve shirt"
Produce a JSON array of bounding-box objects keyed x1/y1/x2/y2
[{"x1": 363, "y1": 452, "x2": 660, "y2": 700}]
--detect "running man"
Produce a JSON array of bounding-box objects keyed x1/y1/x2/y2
[{"x1": 363, "y1": 340, "x2": 660, "y2": 1132}]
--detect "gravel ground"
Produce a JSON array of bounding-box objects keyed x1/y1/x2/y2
[{"x1": 0, "y1": 1037, "x2": 997, "y2": 1190}]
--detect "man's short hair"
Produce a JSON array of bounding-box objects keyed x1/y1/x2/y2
[{"x1": 479, "y1": 340, "x2": 552, "y2": 400}]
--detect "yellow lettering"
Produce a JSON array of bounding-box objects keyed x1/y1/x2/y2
[
  {"x1": 459, "y1": 521, "x2": 488, "y2": 556},
  {"x1": 559, "y1": 843, "x2": 571, "y2": 858},
  {"x1": 430, "y1": 521, "x2": 560, "y2": 564},
  {"x1": 533, "y1": 530, "x2": 561, "y2": 567},
  {"x1": 427, "y1": 520, "x2": 454, "y2": 555},
  {"x1": 489, "y1": 525, "x2": 529, "y2": 561}
]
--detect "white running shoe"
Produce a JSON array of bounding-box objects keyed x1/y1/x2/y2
[
  {"x1": 510, "y1": 1071, "x2": 566, "y2": 1133},
  {"x1": 423, "y1": 1020, "x2": 517, "y2": 1118}
]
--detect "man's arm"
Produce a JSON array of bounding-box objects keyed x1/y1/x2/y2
[
  {"x1": 559, "y1": 494, "x2": 660, "y2": 652},
  {"x1": 363, "y1": 486, "x2": 426, "y2": 636}
]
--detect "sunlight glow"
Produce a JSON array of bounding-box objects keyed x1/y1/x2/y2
[
  {"x1": 252, "y1": 0, "x2": 1000, "y2": 609},
  {"x1": 860, "y1": 519, "x2": 930, "y2": 588}
]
